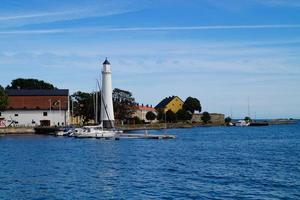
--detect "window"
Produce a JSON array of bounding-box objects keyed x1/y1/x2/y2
[
  {"x1": 43, "y1": 112, "x2": 48, "y2": 116},
  {"x1": 0, "y1": 112, "x2": 1, "y2": 116},
  {"x1": 15, "y1": 114, "x2": 18, "y2": 117}
]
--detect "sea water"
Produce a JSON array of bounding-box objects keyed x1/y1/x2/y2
[{"x1": 0, "y1": 122, "x2": 299, "y2": 199}]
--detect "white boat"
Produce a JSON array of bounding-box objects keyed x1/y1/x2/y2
[
  {"x1": 235, "y1": 120, "x2": 250, "y2": 127},
  {"x1": 55, "y1": 127, "x2": 75, "y2": 136},
  {"x1": 68, "y1": 128, "x2": 83, "y2": 137},
  {"x1": 73, "y1": 125, "x2": 122, "y2": 139}
]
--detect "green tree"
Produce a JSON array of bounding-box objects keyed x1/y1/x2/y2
[
  {"x1": 6, "y1": 78, "x2": 55, "y2": 90},
  {"x1": 244, "y1": 116, "x2": 252, "y2": 122},
  {"x1": 133, "y1": 116, "x2": 143, "y2": 124},
  {"x1": 156, "y1": 109, "x2": 166, "y2": 121},
  {"x1": 183, "y1": 97, "x2": 202, "y2": 114},
  {"x1": 0, "y1": 85, "x2": 8, "y2": 110},
  {"x1": 225, "y1": 117, "x2": 232, "y2": 125},
  {"x1": 166, "y1": 110, "x2": 176, "y2": 123},
  {"x1": 176, "y1": 109, "x2": 192, "y2": 121},
  {"x1": 201, "y1": 111, "x2": 211, "y2": 124},
  {"x1": 146, "y1": 111, "x2": 156, "y2": 123},
  {"x1": 113, "y1": 88, "x2": 136, "y2": 122},
  {"x1": 72, "y1": 91, "x2": 95, "y2": 124}
]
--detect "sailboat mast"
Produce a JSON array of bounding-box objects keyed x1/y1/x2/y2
[
  {"x1": 95, "y1": 82, "x2": 98, "y2": 124},
  {"x1": 247, "y1": 96, "x2": 250, "y2": 118}
]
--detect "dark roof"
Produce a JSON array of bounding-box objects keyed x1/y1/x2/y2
[
  {"x1": 6, "y1": 89, "x2": 69, "y2": 96},
  {"x1": 155, "y1": 96, "x2": 177, "y2": 109},
  {"x1": 103, "y1": 58, "x2": 110, "y2": 65}
]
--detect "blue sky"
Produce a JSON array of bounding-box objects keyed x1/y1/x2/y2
[{"x1": 0, "y1": 0, "x2": 300, "y2": 119}]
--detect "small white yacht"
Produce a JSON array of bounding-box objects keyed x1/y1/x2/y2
[
  {"x1": 55, "y1": 127, "x2": 74, "y2": 136},
  {"x1": 73, "y1": 125, "x2": 121, "y2": 139},
  {"x1": 235, "y1": 120, "x2": 250, "y2": 127}
]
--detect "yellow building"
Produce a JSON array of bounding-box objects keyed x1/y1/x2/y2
[{"x1": 155, "y1": 96, "x2": 184, "y2": 113}]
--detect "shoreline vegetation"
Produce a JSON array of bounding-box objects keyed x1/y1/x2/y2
[{"x1": 0, "y1": 119, "x2": 297, "y2": 135}]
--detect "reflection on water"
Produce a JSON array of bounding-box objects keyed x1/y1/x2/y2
[{"x1": 1, "y1": 123, "x2": 300, "y2": 199}]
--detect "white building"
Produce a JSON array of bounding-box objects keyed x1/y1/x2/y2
[
  {"x1": 132, "y1": 104, "x2": 158, "y2": 123},
  {"x1": 0, "y1": 89, "x2": 69, "y2": 127}
]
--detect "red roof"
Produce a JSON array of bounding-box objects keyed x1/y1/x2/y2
[{"x1": 135, "y1": 105, "x2": 155, "y2": 112}]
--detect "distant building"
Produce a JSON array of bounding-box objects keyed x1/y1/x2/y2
[
  {"x1": 155, "y1": 96, "x2": 184, "y2": 113},
  {"x1": 0, "y1": 89, "x2": 69, "y2": 127},
  {"x1": 132, "y1": 104, "x2": 157, "y2": 123}
]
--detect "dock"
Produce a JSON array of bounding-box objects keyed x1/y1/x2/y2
[
  {"x1": 119, "y1": 133, "x2": 176, "y2": 139},
  {"x1": 34, "y1": 127, "x2": 176, "y2": 140}
]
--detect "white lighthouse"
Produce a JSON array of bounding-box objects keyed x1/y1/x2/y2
[{"x1": 101, "y1": 58, "x2": 115, "y2": 128}]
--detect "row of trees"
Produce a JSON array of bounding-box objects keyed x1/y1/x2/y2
[
  {"x1": 6, "y1": 78, "x2": 55, "y2": 90},
  {"x1": 0, "y1": 85, "x2": 8, "y2": 111},
  {"x1": 153, "y1": 109, "x2": 211, "y2": 124},
  {"x1": 71, "y1": 88, "x2": 136, "y2": 124}
]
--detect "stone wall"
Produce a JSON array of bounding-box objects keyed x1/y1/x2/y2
[
  {"x1": 0, "y1": 127, "x2": 35, "y2": 134},
  {"x1": 192, "y1": 113, "x2": 225, "y2": 125}
]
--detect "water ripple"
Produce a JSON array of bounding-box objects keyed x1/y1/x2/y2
[{"x1": 0, "y1": 123, "x2": 300, "y2": 199}]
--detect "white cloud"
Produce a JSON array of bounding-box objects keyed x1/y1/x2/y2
[
  {"x1": 1, "y1": 24, "x2": 300, "y2": 35},
  {"x1": 0, "y1": 10, "x2": 80, "y2": 21},
  {"x1": 258, "y1": 0, "x2": 300, "y2": 7},
  {"x1": 1, "y1": 39, "x2": 299, "y2": 76},
  {"x1": 0, "y1": 0, "x2": 143, "y2": 28}
]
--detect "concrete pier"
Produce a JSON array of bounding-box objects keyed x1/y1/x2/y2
[{"x1": 119, "y1": 133, "x2": 176, "y2": 139}]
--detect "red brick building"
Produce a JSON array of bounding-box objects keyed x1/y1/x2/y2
[{"x1": 0, "y1": 89, "x2": 69, "y2": 127}]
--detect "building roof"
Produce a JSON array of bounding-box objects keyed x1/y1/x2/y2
[
  {"x1": 103, "y1": 58, "x2": 111, "y2": 65},
  {"x1": 6, "y1": 89, "x2": 69, "y2": 96},
  {"x1": 155, "y1": 96, "x2": 180, "y2": 109},
  {"x1": 135, "y1": 105, "x2": 156, "y2": 112}
]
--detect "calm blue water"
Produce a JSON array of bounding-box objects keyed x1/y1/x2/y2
[{"x1": 1, "y1": 123, "x2": 300, "y2": 200}]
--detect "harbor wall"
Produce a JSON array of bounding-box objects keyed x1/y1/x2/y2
[
  {"x1": 192, "y1": 113, "x2": 225, "y2": 125},
  {"x1": 0, "y1": 127, "x2": 35, "y2": 134}
]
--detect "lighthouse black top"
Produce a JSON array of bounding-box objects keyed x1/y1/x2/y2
[{"x1": 103, "y1": 58, "x2": 110, "y2": 65}]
